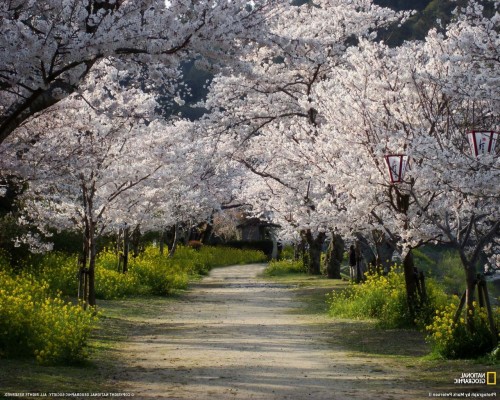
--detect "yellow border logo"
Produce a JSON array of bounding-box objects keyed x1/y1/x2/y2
[{"x1": 486, "y1": 372, "x2": 496, "y2": 385}]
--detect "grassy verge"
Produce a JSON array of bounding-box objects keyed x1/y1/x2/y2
[
  {"x1": 263, "y1": 272, "x2": 499, "y2": 386},
  {"x1": 0, "y1": 359, "x2": 113, "y2": 395},
  {"x1": 0, "y1": 295, "x2": 172, "y2": 396},
  {"x1": 261, "y1": 272, "x2": 348, "y2": 314},
  {"x1": 0, "y1": 321, "x2": 118, "y2": 395},
  {"x1": 0, "y1": 245, "x2": 266, "y2": 368}
]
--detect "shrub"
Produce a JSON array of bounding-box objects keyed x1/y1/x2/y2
[
  {"x1": 35, "y1": 252, "x2": 79, "y2": 297},
  {"x1": 263, "y1": 259, "x2": 306, "y2": 276},
  {"x1": 280, "y1": 245, "x2": 295, "y2": 260},
  {"x1": 9, "y1": 251, "x2": 79, "y2": 297},
  {"x1": 0, "y1": 271, "x2": 98, "y2": 365},
  {"x1": 94, "y1": 266, "x2": 140, "y2": 299},
  {"x1": 426, "y1": 301, "x2": 500, "y2": 359},
  {"x1": 198, "y1": 246, "x2": 267, "y2": 269},
  {"x1": 96, "y1": 248, "x2": 122, "y2": 272},
  {"x1": 8, "y1": 245, "x2": 267, "y2": 301},
  {"x1": 327, "y1": 267, "x2": 449, "y2": 329},
  {"x1": 32, "y1": 297, "x2": 98, "y2": 365},
  {"x1": 327, "y1": 272, "x2": 394, "y2": 323},
  {"x1": 222, "y1": 240, "x2": 274, "y2": 258},
  {"x1": 128, "y1": 246, "x2": 190, "y2": 296},
  {"x1": 170, "y1": 246, "x2": 206, "y2": 275}
]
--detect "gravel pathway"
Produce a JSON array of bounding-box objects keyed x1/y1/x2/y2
[{"x1": 112, "y1": 264, "x2": 434, "y2": 399}]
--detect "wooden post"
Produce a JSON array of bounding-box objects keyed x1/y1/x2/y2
[
  {"x1": 453, "y1": 290, "x2": 467, "y2": 325},
  {"x1": 122, "y1": 226, "x2": 129, "y2": 273},
  {"x1": 418, "y1": 271, "x2": 427, "y2": 304},
  {"x1": 478, "y1": 277, "x2": 485, "y2": 308},
  {"x1": 77, "y1": 255, "x2": 84, "y2": 301},
  {"x1": 479, "y1": 277, "x2": 498, "y2": 346},
  {"x1": 82, "y1": 268, "x2": 89, "y2": 310}
]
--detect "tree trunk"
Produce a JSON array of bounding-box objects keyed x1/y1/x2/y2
[
  {"x1": 88, "y1": 223, "x2": 97, "y2": 307},
  {"x1": 303, "y1": 230, "x2": 326, "y2": 275},
  {"x1": 159, "y1": 229, "x2": 165, "y2": 256},
  {"x1": 309, "y1": 243, "x2": 322, "y2": 275},
  {"x1": 354, "y1": 242, "x2": 366, "y2": 282},
  {"x1": 402, "y1": 250, "x2": 418, "y2": 316},
  {"x1": 293, "y1": 241, "x2": 301, "y2": 261},
  {"x1": 79, "y1": 229, "x2": 89, "y2": 302},
  {"x1": 79, "y1": 219, "x2": 92, "y2": 308},
  {"x1": 131, "y1": 225, "x2": 141, "y2": 258},
  {"x1": 354, "y1": 233, "x2": 376, "y2": 270},
  {"x1": 270, "y1": 231, "x2": 278, "y2": 260},
  {"x1": 299, "y1": 231, "x2": 309, "y2": 269},
  {"x1": 182, "y1": 225, "x2": 190, "y2": 245},
  {"x1": 465, "y1": 264, "x2": 477, "y2": 330},
  {"x1": 122, "y1": 226, "x2": 129, "y2": 273},
  {"x1": 168, "y1": 223, "x2": 180, "y2": 258},
  {"x1": 115, "y1": 229, "x2": 122, "y2": 272},
  {"x1": 325, "y1": 233, "x2": 344, "y2": 279},
  {"x1": 372, "y1": 230, "x2": 394, "y2": 274},
  {"x1": 200, "y1": 217, "x2": 214, "y2": 244}
]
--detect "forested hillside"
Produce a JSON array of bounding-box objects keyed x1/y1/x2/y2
[
  {"x1": 375, "y1": 0, "x2": 468, "y2": 44},
  {"x1": 177, "y1": 0, "x2": 463, "y2": 118}
]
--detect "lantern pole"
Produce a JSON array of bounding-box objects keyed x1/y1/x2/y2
[{"x1": 384, "y1": 154, "x2": 422, "y2": 317}]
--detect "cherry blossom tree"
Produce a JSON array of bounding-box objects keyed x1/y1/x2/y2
[
  {"x1": 0, "y1": 0, "x2": 274, "y2": 144},
  {"x1": 312, "y1": 0, "x2": 499, "y2": 320},
  {"x1": 201, "y1": 0, "x2": 498, "y2": 328},
  {"x1": 202, "y1": 0, "x2": 404, "y2": 274},
  {"x1": 138, "y1": 129, "x2": 244, "y2": 257},
  {"x1": 1, "y1": 63, "x2": 180, "y2": 305},
  {"x1": 411, "y1": 0, "x2": 500, "y2": 325}
]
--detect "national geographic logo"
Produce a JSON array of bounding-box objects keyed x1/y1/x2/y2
[{"x1": 454, "y1": 372, "x2": 497, "y2": 385}]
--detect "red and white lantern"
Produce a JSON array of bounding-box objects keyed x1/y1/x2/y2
[
  {"x1": 468, "y1": 131, "x2": 498, "y2": 157},
  {"x1": 384, "y1": 154, "x2": 408, "y2": 184}
]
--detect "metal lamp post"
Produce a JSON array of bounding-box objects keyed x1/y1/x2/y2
[
  {"x1": 465, "y1": 131, "x2": 499, "y2": 338},
  {"x1": 383, "y1": 153, "x2": 425, "y2": 315},
  {"x1": 384, "y1": 154, "x2": 410, "y2": 212}
]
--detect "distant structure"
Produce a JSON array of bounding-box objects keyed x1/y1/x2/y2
[{"x1": 236, "y1": 218, "x2": 280, "y2": 241}]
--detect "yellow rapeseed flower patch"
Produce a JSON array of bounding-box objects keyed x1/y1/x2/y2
[{"x1": 0, "y1": 270, "x2": 98, "y2": 365}]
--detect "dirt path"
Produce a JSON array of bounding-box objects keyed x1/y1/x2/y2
[{"x1": 111, "y1": 264, "x2": 439, "y2": 399}]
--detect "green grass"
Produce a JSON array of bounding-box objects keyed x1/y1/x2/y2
[
  {"x1": 3, "y1": 269, "x2": 498, "y2": 395},
  {"x1": 261, "y1": 271, "x2": 348, "y2": 288},
  {"x1": 0, "y1": 327, "x2": 118, "y2": 395},
  {"x1": 0, "y1": 295, "x2": 167, "y2": 395},
  {"x1": 260, "y1": 270, "x2": 350, "y2": 292},
  {"x1": 265, "y1": 272, "x2": 499, "y2": 383},
  {"x1": 0, "y1": 358, "x2": 114, "y2": 395},
  {"x1": 263, "y1": 259, "x2": 306, "y2": 276},
  {"x1": 260, "y1": 272, "x2": 348, "y2": 315}
]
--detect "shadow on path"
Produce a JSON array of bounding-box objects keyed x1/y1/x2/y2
[{"x1": 105, "y1": 264, "x2": 450, "y2": 399}]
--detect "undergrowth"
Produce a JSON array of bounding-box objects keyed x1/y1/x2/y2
[
  {"x1": 0, "y1": 270, "x2": 98, "y2": 365},
  {"x1": 263, "y1": 259, "x2": 306, "y2": 276},
  {"x1": 327, "y1": 267, "x2": 448, "y2": 329},
  {"x1": 0, "y1": 244, "x2": 265, "y2": 365},
  {"x1": 327, "y1": 265, "x2": 500, "y2": 360}
]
